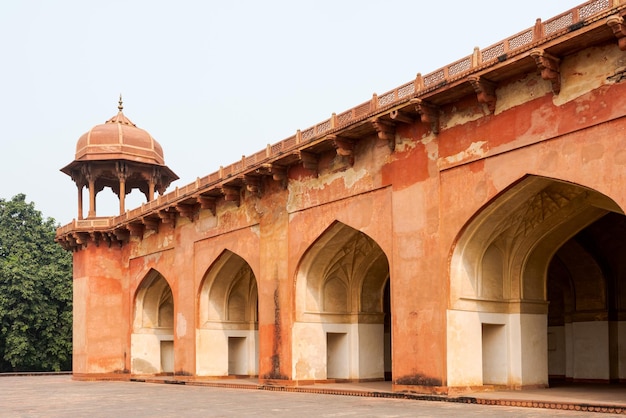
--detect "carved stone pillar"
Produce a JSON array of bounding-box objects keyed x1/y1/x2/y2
[
  {"x1": 117, "y1": 162, "x2": 128, "y2": 215},
  {"x1": 88, "y1": 176, "x2": 96, "y2": 218},
  {"x1": 77, "y1": 183, "x2": 84, "y2": 220},
  {"x1": 149, "y1": 167, "x2": 159, "y2": 201},
  {"x1": 81, "y1": 164, "x2": 97, "y2": 218}
]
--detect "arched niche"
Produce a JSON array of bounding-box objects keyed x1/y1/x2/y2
[
  {"x1": 196, "y1": 250, "x2": 258, "y2": 377},
  {"x1": 131, "y1": 269, "x2": 175, "y2": 375},
  {"x1": 296, "y1": 221, "x2": 389, "y2": 318},
  {"x1": 447, "y1": 174, "x2": 625, "y2": 389},
  {"x1": 293, "y1": 221, "x2": 390, "y2": 382}
]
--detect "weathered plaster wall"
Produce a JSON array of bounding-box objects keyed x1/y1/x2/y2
[
  {"x1": 73, "y1": 245, "x2": 128, "y2": 376},
  {"x1": 66, "y1": 19, "x2": 626, "y2": 394}
]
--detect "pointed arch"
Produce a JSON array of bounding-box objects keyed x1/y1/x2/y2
[
  {"x1": 131, "y1": 268, "x2": 175, "y2": 375},
  {"x1": 296, "y1": 221, "x2": 389, "y2": 318},
  {"x1": 198, "y1": 250, "x2": 258, "y2": 325},
  {"x1": 196, "y1": 249, "x2": 259, "y2": 377},
  {"x1": 447, "y1": 174, "x2": 626, "y2": 389},
  {"x1": 451, "y1": 175, "x2": 622, "y2": 307},
  {"x1": 133, "y1": 268, "x2": 174, "y2": 332},
  {"x1": 293, "y1": 221, "x2": 391, "y2": 382}
]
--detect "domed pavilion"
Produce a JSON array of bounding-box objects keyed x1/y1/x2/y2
[{"x1": 61, "y1": 97, "x2": 178, "y2": 219}]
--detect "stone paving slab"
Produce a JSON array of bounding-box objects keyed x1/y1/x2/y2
[
  {"x1": 135, "y1": 376, "x2": 626, "y2": 414},
  {"x1": 1, "y1": 375, "x2": 625, "y2": 417}
]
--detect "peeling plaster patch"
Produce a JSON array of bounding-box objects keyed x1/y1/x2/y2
[
  {"x1": 250, "y1": 224, "x2": 260, "y2": 238},
  {"x1": 196, "y1": 214, "x2": 217, "y2": 232},
  {"x1": 132, "y1": 358, "x2": 157, "y2": 374},
  {"x1": 443, "y1": 141, "x2": 487, "y2": 165},
  {"x1": 162, "y1": 234, "x2": 172, "y2": 248},
  {"x1": 555, "y1": 45, "x2": 622, "y2": 106},
  {"x1": 394, "y1": 135, "x2": 419, "y2": 153},
  {"x1": 287, "y1": 167, "x2": 368, "y2": 210},
  {"x1": 497, "y1": 73, "x2": 550, "y2": 113},
  {"x1": 423, "y1": 137, "x2": 439, "y2": 162},
  {"x1": 177, "y1": 313, "x2": 187, "y2": 337},
  {"x1": 444, "y1": 107, "x2": 483, "y2": 130}
]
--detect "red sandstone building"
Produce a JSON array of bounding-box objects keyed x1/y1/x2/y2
[{"x1": 57, "y1": 0, "x2": 626, "y2": 394}]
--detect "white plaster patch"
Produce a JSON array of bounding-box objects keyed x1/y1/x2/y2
[
  {"x1": 497, "y1": 73, "x2": 550, "y2": 113},
  {"x1": 423, "y1": 136, "x2": 438, "y2": 162},
  {"x1": 287, "y1": 167, "x2": 368, "y2": 210},
  {"x1": 555, "y1": 45, "x2": 622, "y2": 107},
  {"x1": 444, "y1": 107, "x2": 484, "y2": 130},
  {"x1": 443, "y1": 141, "x2": 487, "y2": 165},
  {"x1": 177, "y1": 312, "x2": 187, "y2": 337},
  {"x1": 394, "y1": 135, "x2": 418, "y2": 152}
]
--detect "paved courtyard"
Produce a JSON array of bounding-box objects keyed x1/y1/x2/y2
[{"x1": 0, "y1": 375, "x2": 624, "y2": 417}]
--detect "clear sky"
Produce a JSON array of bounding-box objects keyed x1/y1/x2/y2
[{"x1": 0, "y1": 0, "x2": 583, "y2": 225}]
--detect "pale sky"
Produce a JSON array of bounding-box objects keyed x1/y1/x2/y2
[{"x1": 0, "y1": 1, "x2": 583, "y2": 225}]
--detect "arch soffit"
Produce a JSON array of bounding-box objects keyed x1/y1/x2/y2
[
  {"x1": 133, "y1": 268, "x2": 173, "y2": 331},
  {"x1": 133, "y1": 267, "x2": 172, "y2": 304},
  {"x1": 450, "y1": 175, "x2": 624, "y2": 306},
  {"x1": 295, "y1": 220, "x2": 390, "y2": 315},
  {"x1": 198, "y1": 249, "x2": 258, "y2": 323},
  {"x1": 198, "y1": 249, "x2": 258, "y2": 294}
]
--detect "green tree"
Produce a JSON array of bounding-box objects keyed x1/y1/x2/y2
[{"x1": 0, "y1": 194, "x2": 72, "y2": 372}]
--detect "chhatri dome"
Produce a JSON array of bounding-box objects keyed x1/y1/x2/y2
[
  {"x1": 61, "y1": 97, "x2": 178, "y2": 219},
  {"x1": 74, "y1": 97, "x2": 166, "y2": 166}
]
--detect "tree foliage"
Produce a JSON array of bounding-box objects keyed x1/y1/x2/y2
[{"x1": 0, "y1": 194, "x2": 72, "y2": 372}]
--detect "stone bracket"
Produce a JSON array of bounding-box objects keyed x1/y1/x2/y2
[
  {"x1": 176, "y1": 203, "x2": 199, "y2": 222},
  {"x1": 196, "y1": 196, "x2": 217, "y2": 216},
  {"x1": 468, "y1": 76, "x2": 497, "y2": 114},
  {"x1": 221, "y1": 185, "x2": 241, "y2": 205},
  {"x1": 328, "y1": 135, "x2": 355, "y2": 157},
  {"x1": 74, "y1": 232, "x2": 90, "y2": 248},
  {"x1": 104, "y1": 232, "x2": 119, "y2": 248},
  {"x1": 607, "y1": 14, "x2": 626, "y2": 51},
  {"x1": 141, "y1": 217, "x2": 160, "y2": 232},
  {"x1": 372, "y1": 118, "x2": 396, "y2": 151},
  {"x1": 244, "y1": 174, "x2": 263, "y2": 196},
  {"x1": 113, "y1": 228, "x2": 130, "y2": 244},
  {"x1": 410, "y1": 99, "x2": 440, "y2": 134},
  {"x1": 298, "y1": 150, "x2": 319, "y2": 174},
  {"x1": 389, "y1": 109, "x2": 414, "y2": 124},
  {"x1": 127, "y1": 222, "x2": 145, "y2": 238},
  {"x1": 158, "y1": 209, "x2": 176, "y2": 226},
  {"x1": 256, "y1": 163, "x2": 288, "y2": 188},
  {"x1": 530, "y1": 49, "x2": 561, "y2": 94},
  {"x1": 88, "y1": 232, "x2": 102, "y2": 248}
]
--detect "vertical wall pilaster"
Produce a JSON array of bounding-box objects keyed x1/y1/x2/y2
[{"x1": 258, "y1": 183, "x2": 292, "y2": 382}]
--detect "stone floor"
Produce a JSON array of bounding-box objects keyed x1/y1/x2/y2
[
  {"x1": 1, "y1": 374, "x2": 625, "y2": 417},
  {"x1": 136, "y1": 375, "x2": 626, "y2": 411}
]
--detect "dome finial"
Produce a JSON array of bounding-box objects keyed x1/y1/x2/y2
[{"x1": 118, "y1": 94, "x2": 123, "y2": 112}]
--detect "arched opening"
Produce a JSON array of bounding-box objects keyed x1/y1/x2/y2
[
  {"x1": 197, "y1": 250, "x2": 258, "y2": 377},
  {"x1": 547, "y1": 212, "x2": 626, "y2": 384},
  {"x1": 448, "y1": 175, "x2": 626, "y2": 389},
  {"x1": 293, "y1": 221, "x2": 390, "y2": 382},
  {"x1": 131, "y1": 269, "x2": 174, "y2": 375}
]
